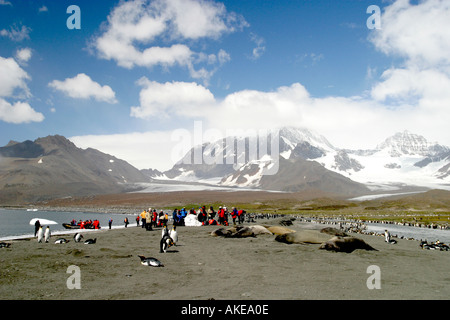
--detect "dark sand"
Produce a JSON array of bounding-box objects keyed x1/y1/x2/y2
[{"x1": 1, "y1": 218, "x2": 449, "y2": 300}]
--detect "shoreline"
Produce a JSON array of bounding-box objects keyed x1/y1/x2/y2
[{"x1": 1, "y1": 218, "x2": 449, "y2": 300}]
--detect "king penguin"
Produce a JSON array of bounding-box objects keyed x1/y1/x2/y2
[
  {"x1": 84, "y1": 238, "x2": 97, "y2": 244},
  {"x1": 37, "y1": 226, "x2": 44, "y2": 243},
  {"x1": 44, "y1": 226, "x2": 51, "y2": 243},
  {"x1": 74, "y1": 233, "x2": 83, "y2": 243},
  {"x1": 162, "y1": 225, "x2": 170, "y2": 238},
  {"x1": 170, "y1": 225, "x2": 178, "y2": 245},
  {"x1": 138, "y1": 255, "x2": 164, "y2": 267},
  {"x1": 160, "y1": 235, "x2": 174, "y2": 253}
]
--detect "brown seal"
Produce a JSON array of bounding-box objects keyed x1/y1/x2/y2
[
  {"x1": 265, "y1": 226, "x2": 296, "y2": 235},
  {"x1": 275, "y1": 230, "x2": 333, "y2": 244},
  {"x1": 320, "y1": 227, "x2": 348, "y2": 237},
  {"x1": 319, "y1": 236, "x2": 377, "y2": 253}
]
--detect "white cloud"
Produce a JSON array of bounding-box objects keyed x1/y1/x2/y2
[
  {"x1": 0, "y1": 56, "x2": 31, "y2": 98},
  {"x1": 130, "y1": 78, "x2": 216, "y2": 119},
  {"x1": 15, "y1": 48, "x2": 32, "y2": 64},
  {"x1": 74, "y1": 0, "x2": 450, "y2": 170},
  {"x1": 369, "y1": 0, "x2": 450, "y2": 69},
  {"x1": 38, "y1": 5, "x2": 48, "y2": 12},
  {"x1": 0, "y1": 24, "x2": 31, "y2": 42},
  {"x1": 0, "y1": 0, "x2": 12, "y2": 6},
  {"x1": 0, "y1": 55, "x2": 44, "y2": 124},
  {"x1": 48, "y1": 73, "x2": 118, "y2": 104},
  {"x1": 0, "y1": 99, "x2": 44, "y2": 124},
  {"x1": 93, "y1": 0, "x2": 247, "y2": 82},
  {"x1": 70, "y1": 130, "x2": 178, "y2": 171}
]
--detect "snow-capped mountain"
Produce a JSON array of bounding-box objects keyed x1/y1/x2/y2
[
  {"x1": 159, "y1": 127, "x2": 450, "y2": 193},
  {"x1": 316, "y1": 130, "x2": 450, "y2": 190}
]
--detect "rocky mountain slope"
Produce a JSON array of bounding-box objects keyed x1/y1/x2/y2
[{"x1": 0, "y1": 135, "x2": 148, "y2": 204}]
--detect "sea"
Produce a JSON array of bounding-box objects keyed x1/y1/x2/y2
[{"x1": 0, "y1": 209, "x2": 139, "y2": 241}]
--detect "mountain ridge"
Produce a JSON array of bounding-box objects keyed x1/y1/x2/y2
[{"x1": 0, "y1": 135, "x2": 148, "y2": 204}]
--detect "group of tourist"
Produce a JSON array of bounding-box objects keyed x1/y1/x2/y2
[
  {"x1": 134, "y1": 205, "x2": 246, "y2": 229},
  {"x1": 137, "y1": 209, "x2": 169, "y2": 230},
  {"x1": 169, "y1": 206, "x2": 246, "y2": 227}
]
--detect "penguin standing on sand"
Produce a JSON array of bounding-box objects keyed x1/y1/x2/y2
[
  {"x1": 161, "y1": 225, "x2": 170, "y2": 238},
  {"x1": 44, "y1": 226, "x2": 51, "y2": 243},
  {"x1": 170, "y1": 225, "x2": 178, "y2": 245},
  {"x1": 160, "y1": 235, "x2": 174, "y2": 253},
  {"x1": 37, "y1": 226, "x2": 44, "y2": 243}
]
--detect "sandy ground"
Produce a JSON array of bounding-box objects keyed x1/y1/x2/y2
[{"x1": 1, "y1": 218, "x2": 449, "y2": 300}]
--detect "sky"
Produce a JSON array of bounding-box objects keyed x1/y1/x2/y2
[{"x1": 1, "y1": 0, "x2": 450, "y2": 171}]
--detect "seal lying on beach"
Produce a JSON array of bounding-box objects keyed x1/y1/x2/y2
[
  {"x1": 275, "y1": 230, "x2": 333, "y2": 245},
  {"x1": 320, "y1": 227, "x2": 348, "y2": 237},
  {"x1": 210, "y1": 227, "x2": 233, "y2": 237},
  {"x1": 265, "y1": 226, "x2": 296, "y2": 236},
  {"x1": 210, "y1": 226, "x2": 256, "y2": 238},
  {"x1": 231, "y1": 226, "x2": 256, "y2": 238},
  {"x1": 248, "y1": 225, "x2": 273, "y2": 236},
  {"x1": 319, "y1": 236, "x2": 377, "y2": 253}
]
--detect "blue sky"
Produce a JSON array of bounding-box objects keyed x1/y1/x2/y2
[{"x1": 1, "y1": 0, "x2": 450, "y2": 170}]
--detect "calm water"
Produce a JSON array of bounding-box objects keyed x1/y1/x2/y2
[
  {"x1": 0, "y1": 209, "x2": 139, "y2": 240},
  {"x1": 366, "y1": 223, "x2": 450, "y2": 243}
]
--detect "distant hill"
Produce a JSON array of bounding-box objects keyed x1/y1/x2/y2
[{"x1": 0, "y1": 135, "x2": 148, "y2": 204}]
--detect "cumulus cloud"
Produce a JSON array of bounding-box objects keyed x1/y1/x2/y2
[
  {"x1": 130, "y1": 78, "x2": 216, "y2": 119},
  {"x1": 15, "y1": 48, "x2": 32, "y2": 64},
  {"x1": 0, "y1": 55, "x2": 44, "y2": 124},
  {"x1": 0, "y1": 99, "x2": 44, "y2": 124},
  {"x1": 70, "y1": 130, "x2": 178, "y2": 170},
  {"x1": 369, "y1": 0, "x2": 450, "y2": 69},
  {"x1": 76, "y1": 0, "x2": 450, "y2": 169},
  {"x1": 0, "y1": 56, "x2": 31, "y2": 98},
  {"x1": 48, "y1": 73, "x2": 118, "y2": 104},
  {"x1": 93, "y1": 0, "x2": 247, "y2": 82}
]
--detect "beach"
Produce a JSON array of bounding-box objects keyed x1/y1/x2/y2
[{"x1": 1, "y1": 217, "x2": 449, "y2": 300}]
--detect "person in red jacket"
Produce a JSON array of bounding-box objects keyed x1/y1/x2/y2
[
  {"x1": 238, "y1": 209, "x2": 246, "y2": 224},
  {"x1": 218, "y1": 206, "x2": 225, "y2": 225}
]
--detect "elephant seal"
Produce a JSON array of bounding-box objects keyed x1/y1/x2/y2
[
  {"x1": 248, "y1": 225, "x2": 273, "y2": 236},
  {"x1": 210, "y1": 227, "x2": 233, "y2": 237},
  {"x1": 230, "y1": 226, "x2": 255, "y2": 238},
  {"x1": 320, "y1": 227, "x2": 348, "y2": 237},
  {"x1": 319, "y1": 236, "x2": 377, "y2": 253},
  {"x1": 266, "y1": 226, "x2": 296, "y2": 235},
  {"x1": 275, "y1": 230, "x2": 333, "y2": 244}
]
